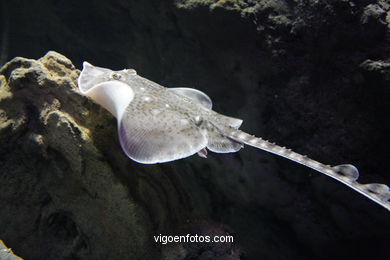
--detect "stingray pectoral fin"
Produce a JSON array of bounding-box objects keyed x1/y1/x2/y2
[
  {"x1": 118, "y1": 106, "x2": 208, "y2": 164},
  {"x1": 169, "y1": 87, "x2": 213, "y2": 109},
  {"x1": 168, "y1": 88, "x2": 243, "y2": 128},
  {"x1": 80, "y1": 81, "x2": 134, "y2": 119}
]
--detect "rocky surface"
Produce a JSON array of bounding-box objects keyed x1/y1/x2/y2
[{"x1": 0, "y1": 0, "x2": 390, "y2": 260}]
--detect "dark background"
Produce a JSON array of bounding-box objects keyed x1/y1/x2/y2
[{"x1": 0, "y1": 0, "x2": 389, "y2": 259}]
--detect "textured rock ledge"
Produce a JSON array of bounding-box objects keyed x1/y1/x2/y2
[{"x1": 0, "y1": 51, "x2": 153, "y2": 259}]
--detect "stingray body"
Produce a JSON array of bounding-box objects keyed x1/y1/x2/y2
[{"x1": 78, "y1": 62, "x2": 390, "y2": 211}]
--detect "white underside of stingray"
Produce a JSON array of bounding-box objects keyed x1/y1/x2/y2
[{"x1": 78, "y1": 62, "x2": 390, "y2": 211}]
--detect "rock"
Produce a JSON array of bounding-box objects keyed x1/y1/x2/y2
[
  {"x1": 0, "y1": 51, "x2": 245, "y2": 259},
  {"x1": 360, "y1": 59, "x2": 390, "y2": 81},
  {"x1": 0, "y1": 51, "x2": 161, "y2": 259},
  {"x1": 361, "y1": 4, "x2": 386, "y2": 24}
]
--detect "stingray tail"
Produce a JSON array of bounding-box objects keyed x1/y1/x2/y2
[{"x1": 224, "y1": 127, "x2": 390, "y2": 211}]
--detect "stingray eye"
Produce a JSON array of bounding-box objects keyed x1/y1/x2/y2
[{"x1": 110, "y1": 72, "x2": 122, "y2": 80}]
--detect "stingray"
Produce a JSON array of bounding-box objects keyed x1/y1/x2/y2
[{"x1": 78, "y1": 62, "x2": 390, "y2": 211}]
